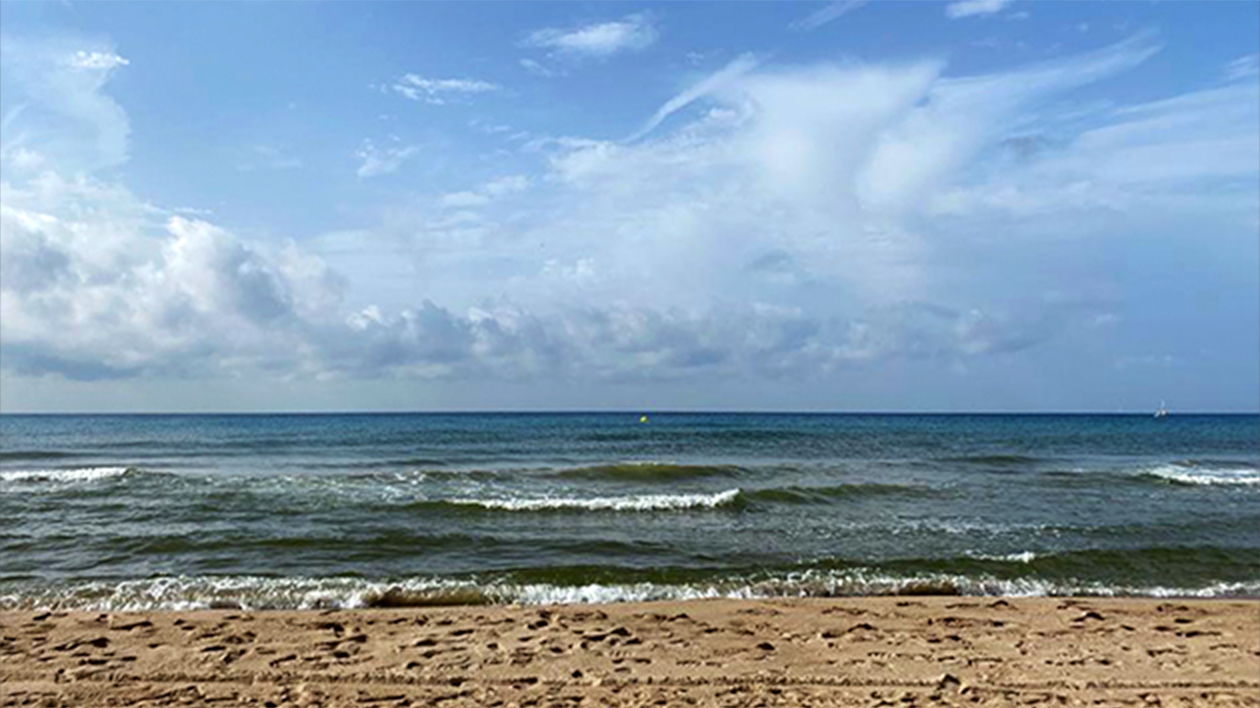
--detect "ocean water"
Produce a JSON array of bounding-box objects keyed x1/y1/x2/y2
[{"x1": 1, "y1": 413, "x2": 1257, "y2": 610}]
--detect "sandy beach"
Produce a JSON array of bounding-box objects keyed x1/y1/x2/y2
[{"x1": 2, "y1": 597, "x2": 1257, "y2": 707}]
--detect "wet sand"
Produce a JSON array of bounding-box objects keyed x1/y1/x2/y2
[{"x1": 2, "y1": 597, "x2": 1258, "y2": 707}]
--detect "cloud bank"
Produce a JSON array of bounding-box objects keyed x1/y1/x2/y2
[{"x1": 1, "y1": 33, "x2": 1257, "y2": 404}]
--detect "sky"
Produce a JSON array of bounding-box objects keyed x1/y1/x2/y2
[{"x1": 0, "y1": 1, "x2": 1257, "y2": 413}]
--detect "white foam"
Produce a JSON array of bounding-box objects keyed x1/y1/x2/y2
[
  {"x1": 449, "y1": 488, "x2": 743, "y2": 511},
  {"x1": 5, "y1": 573, "x2": 1257, "y2": 612},
  {"x1": 1144, "y1": 464, "x2": 1260, "y2": 486},
  {"x1": 966, "y1": 551, "x2": 1038, "y2": 563},
  {"x1": 0, "y1": 575, "x2": 488, "y2": 613},
  {"x1": 0, "y1": 467, "x2": 132, "y2": 484},
  {"x1": 512, "y1": 583, "x2": 727, "y2": 605}
]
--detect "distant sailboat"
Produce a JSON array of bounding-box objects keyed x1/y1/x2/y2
[{"x1": 1154, "y1": 400, "x2": 1169, "y2": 419}]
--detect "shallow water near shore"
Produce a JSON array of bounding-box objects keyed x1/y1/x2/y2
[{"x1": 2, "y1": 413, "x2": 1257, "y2": 610}]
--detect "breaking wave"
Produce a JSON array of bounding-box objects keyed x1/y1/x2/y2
[
  {"x1": 1141, "y1": 462, "x2": 1260, "y2": 487},
  {"x1": 0, "y1": 467, "x2": 139, "y2": 484},
  {"x1": 442, "y1": 488, "x2": 744, "y2": 512},
  {"x1": 4, "y1": 569, "x2": 1256, "y2": 612}
]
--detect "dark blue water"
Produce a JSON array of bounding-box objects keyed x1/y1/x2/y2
[{"x1": 1, "y1": 413, "x2": 1257, "y2": 610}]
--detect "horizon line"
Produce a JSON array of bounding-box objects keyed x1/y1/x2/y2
[{"x1": 1, "y1": 409, "x2": 1257, "y2": 416}]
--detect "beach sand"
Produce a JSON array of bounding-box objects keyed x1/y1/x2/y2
[{"x1": 2, "y1": 597, "x2": 1257, "y2": 707}]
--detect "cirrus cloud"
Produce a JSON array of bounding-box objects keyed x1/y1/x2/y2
[{"x1": 386, "y1": 74, "x2": 500, "y2": 105}]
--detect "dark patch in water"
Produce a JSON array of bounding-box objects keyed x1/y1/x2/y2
[
  {"x1": 364, "y1": 588, "x2": 495, "y2": 608},
  {"x1": 942, "y1": 454, "x2": 1043, "y2": 466},
  {"x1": 551, "y1": 462, "x2": 743, "y2": 481},
  {"x1": 0, "y1": 451, "x2": 84, "y2": 462},
  {"x1": 743, "y1": 484, "x2": 939, "y2": 505}
]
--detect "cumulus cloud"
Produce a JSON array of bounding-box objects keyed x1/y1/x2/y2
[
  {"x1": 387, "y1": 74, "x2": 499, "y2": 104},
  {"x1": 0, "y1": 175, "x2": 963, "y2": 382},
  {"x1": 0, "y1": 167, "x2": 1096, "y2": 384},
  {"x1": 524, "y1": 14, "x2": 658, "y2": 58},
  {"x1": 1, "y1": 177, "x2": 317, "y2": 379},
  {"x1": 945, "y1": 0, "x2": 1016, "y2": 19}
]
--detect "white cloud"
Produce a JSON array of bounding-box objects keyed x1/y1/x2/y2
[
  {"x1": 354, "y1": 139, "x2": 419, "y2": 179},
  {"x1": 932, "y1": 78, "x2": 1260, "y2": 216},
  {"x1": 387, "y1": 36, "x2": 1183, "y2": 330},
  {"x1": 945, "y1": 0, "x2": 1016, "y2": 19},
  {"x1": 483, "y1": 174, "x2": 530, "y2": 196},
  {"x1": 172, "y1": 206, "x2": 214, "y2": 217},
  {"x1": 790, "y1": 1, "x2": 869, "y2": 31},
  {"x1": 438, "y1": 191, "x2": 489, "y2": 209},
  {"x1": 66, "y1": 50, "x2": 129, "y2": 71},
  {"x1": 520, "y1": 58, "x2": 560, "y2": 78},
  {"x1": 0, "y1": 36, "x2": 130, "y2": 172},
  {"x1": 0, "y1": 158, "x2": 1088, "y2": 385},
  {"x1": 2, "y1": 174, "x2": 940, "y2": 383},
  {"x1": 439, "y1": 175, "x2": 530, "y2": 208},
  {"x1": 388, "y1": 74, "x2": 499, "y2": 104},
  {"x1": 524, "y1": 14, "x2": 657, "y2": 58},
  {"x1": 0, "y1": 178, "x2": 342, "y2": 379},
  {"x1": 3, "y1": 32, "x2": 1256, "y2": 397},
  {"x1": 855, "y1": 35, "x2": 1159, "y2": 213},
  {"x1": 628, "y1": 53, "x2": 760, "y2": 142},
  {"x1": 1224, "y1": 54, "x2": 1259, "y2": 82},
  {"x1": 2, "y1": 146, "x2": 46, "y2": 172}
]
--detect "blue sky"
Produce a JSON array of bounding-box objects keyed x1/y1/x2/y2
[{"x1": 1, "y1": 1, "x2": 1257, "y2": 412}]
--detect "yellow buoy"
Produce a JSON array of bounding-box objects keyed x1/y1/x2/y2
[{"x1": 639, "y1": 415, "x2": 649, "y2": 423}]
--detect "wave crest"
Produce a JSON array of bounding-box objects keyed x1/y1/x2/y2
[
  {"x1": 1142, "y1": 463, "x2": 1260, "y2": 487},
  {"x1": 0, "y1": 466, "x2": 137, "y2": 484},
  {"x1": 445, "y1": 488, "x2": 744, "y2": 512}
]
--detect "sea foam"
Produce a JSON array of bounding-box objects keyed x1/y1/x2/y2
[
  {"x1": 1143, "y1": 463, "x2": 1260, "y2": 486},
  {"x1": 0, "y1": 466, "x2": 134, "y2": 484},
  {"x1": 5, "y1": 572, "x2": 1258, "y2": 612},
  {"x1": 448, "y1": 488, "x2": 743, "y2": 512}
]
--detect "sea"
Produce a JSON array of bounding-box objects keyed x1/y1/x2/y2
[{"x1": 1, "y1": 413, "x2": 1257, "y2": 611}]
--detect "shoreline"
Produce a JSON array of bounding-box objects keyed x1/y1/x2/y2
[
  {"x1": 3, "y1": 597, "x2": 1257, "y2": 707},
  {"x1": 7, "y1": 585, "x2": 1259, "y2": 614}
]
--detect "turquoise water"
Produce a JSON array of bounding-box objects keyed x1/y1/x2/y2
[{"x1": 1, "y1": 413, "x2": 1257, "y2": 609}]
